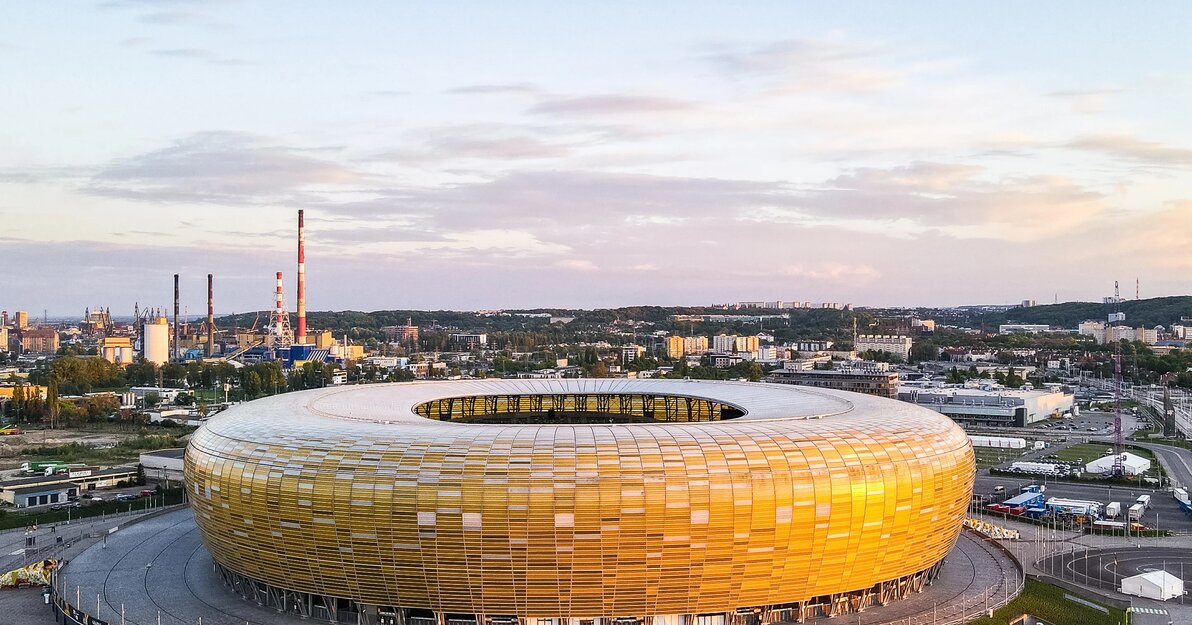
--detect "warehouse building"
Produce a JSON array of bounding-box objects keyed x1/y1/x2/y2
[{"x1": 898, "y1": 386, "x2": 1074, "y2": 427}]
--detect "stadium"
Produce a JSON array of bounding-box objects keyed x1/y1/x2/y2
[{"x1": 184, "y1": 379, "x2": 975, "y2": 624}]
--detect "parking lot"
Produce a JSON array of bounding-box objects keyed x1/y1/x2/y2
[
  {"x1": 974, "y1": 473, "x2": 1192, "y2": 533},
  {"x1": 1026, "y1": 409, "x2": 1146, "y2": 437}
]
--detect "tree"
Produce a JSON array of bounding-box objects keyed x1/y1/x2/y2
[
  {"x1": 45, "y1": 377, "x2": 59, "y2": 429},
  {"x1": 909, "y1": 341, "x2": 939, "y2": 363},
  {"x1": 11, "y1": 384, "x2": 25, "y2": 423}
]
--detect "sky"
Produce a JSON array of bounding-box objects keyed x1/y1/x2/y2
[{"x1": 3, "y1": 2, "x2": 1192, "y2": 315}]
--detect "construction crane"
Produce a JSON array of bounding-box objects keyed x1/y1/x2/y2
[{"x1": 1111, "y1": 280, "x2": 1125, "y2": 477}]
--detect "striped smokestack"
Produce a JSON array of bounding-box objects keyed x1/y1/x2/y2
[
  {"x1": 206, "y1": 273, "x2": 215, "y2": 357},
  {"x1": 297, "y1": 209, "x2": 306, "y2": 342},
  {"x1": 275, "y1": 271, "x2": 285, "y2": 339},
  {"x1": 173, "y1": 273, "x2": 180, "y2": 362}
]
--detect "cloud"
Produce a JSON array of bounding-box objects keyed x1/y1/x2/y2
[
  {"x1": 1047, "y1": 88, "x2": 1122, "y2": 113},
  {"x1": 701, "y1": 38, "x2": 901, "y2": 93},
  {"x1": 1107, "y1": 201, "x2": 1192, "y2": 269},
  {"x1": 87, "y1": 131, "x2": 359, "y2": 204},
  {"x1": 529, "y1": 94, "x2": 695, "y2": 117},
  {"x1": 782, "y1": 262, "x2": 882, "y2": 285},
  {"x1": 758, "y1": 161, "x2": 1109, "y2": 241},
  {"x1": 359, "y1": 90, "x2": 409, "y2": 98},
  {"x1": 149, "y1": 47, "x2": 249, "y2": 65},
  {"x1": 381, "y1": 134, "x2": 572, "y2": 163},
  {"x1": 556, "y1": 259, "x2": 598, "y2": 271},
  {"x1": 445, "y1": 83, "x2": 538, "y2": 95},
  {"x1": 1067, "y1": 134, "x2": 1192, "y2": 167},
  {"x1": 119, "y1": 36, "x2": 153, "y2": 47}
]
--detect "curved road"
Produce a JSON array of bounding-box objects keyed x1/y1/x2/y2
[
  {"x1": 1039, "y1": 546, "x2": 1192, "y2": 592},
  {"x1": 58, "y1": 507, "x2": 1021, "y2": 625}
]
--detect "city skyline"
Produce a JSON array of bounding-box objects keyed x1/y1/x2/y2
[{"x1": 3, "y1": 2, "x2": 1192, "y2": 313}]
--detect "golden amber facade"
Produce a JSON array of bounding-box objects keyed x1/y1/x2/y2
[{"x1": 185, "y1": 380, "x2": 974, "y2": 619}]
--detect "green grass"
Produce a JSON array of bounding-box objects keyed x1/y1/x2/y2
[
  {"x1": 1052, "y1": 443, "x2": 1116, "y2": 463},
  {"x1": 0, "y1": 488, "x2": 186, "y2": 530},
  {"x1": 975, "y1": 447, "x2": 1025, "y2": 469},
  {"x1": 968, "y1": 578, "x2": 1125, "y2": 625},
  {"x1": 15, "y1": 431, "x2": 185, "y2": 467}
]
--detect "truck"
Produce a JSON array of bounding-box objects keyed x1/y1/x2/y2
[
  {"x1": 1046, "y1": 497, "x2": 1103, "y2": 518},
  {"x1": 1104, "y1": 502, "x2": 1121, "y2": 519},
  {"x1": 19, "y1": 460, "x2": 66, "y2": 474},
  {"x1": 1136, "y1": 494, "x2": 1152, "y2": 511},
  {"x1": 1033, "y1": 440, "x2": 1046, "y2": 451},
  {"x1": 1128, "y1": 503, "x2": 1146, "y2": 522}
]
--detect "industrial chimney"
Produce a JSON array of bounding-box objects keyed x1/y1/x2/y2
[
  {"x1": 173, "y1": 273, "x2": 180, "y2": 362},
  {"x1": 297, "y1": 209, "x2": 307, "y2": 343},
  {"x1": 275, "y1": 271, "x2": 285, "y2": 340},
  {"x1": 206, "y1": 273, "x2": 215, "y2": 357}
]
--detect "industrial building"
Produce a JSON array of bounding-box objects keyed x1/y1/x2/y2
[
  {"x1": 187, "y1": 380, "x2": 973, "y2": 624},
  {"x1": 19, "y1": 326, "x2": 59, "y2": 354},
  {"x1": 898, "y1": 386, "x2": 1074, "y2": 427},
  {"x1": 140, "y1": 448, "x2": 185, "y2": 484},
  {"x1": 0, "y1": 467, "x2": 139, "y2": 501},
  {"x1": 2, "y1": 483, "x2": 78, "y2": 508},
  {"x1": 767, "y1": 361, "x2": 900, "y2": 398}
]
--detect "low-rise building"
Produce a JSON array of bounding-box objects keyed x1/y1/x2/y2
[
  {"x1": 19, "y1": 327, "x2": 59, "y2": 354},
  {"x1": 998, "y1": 324, "x2": 1051, "y2": 334},
  {"x1": 451, "y1": 333, "x2": 488, "y2": 351},
  {"x1": 2, "y1": 483, "x2": 78, "y2": 508},
  {"x1": 768, "y1": 361, "x2": 899, "y2": 398},
  {"x1": 140, "y1": 448, "x2": 185, "y2": 485},
  {"x1": 898, "y1": 386, "x2": 1073, "y2": 427},
  {"x1": 855, "y1": 335, "x2": 912, "y2": 362}
]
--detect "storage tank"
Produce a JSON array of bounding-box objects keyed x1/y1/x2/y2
[{"x1": 143, "y1": 316, "x2": 170, "y2": 366}]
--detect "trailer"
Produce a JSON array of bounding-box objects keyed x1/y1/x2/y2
[
  {"x1": 1093, "y1": 520, "x2": 1147, "y2": 532},
  {"x1": 1136, "y1": 494, "x2": 1152, "y2": 511},
  {"x1": 1046, "y1": 497, "x2": 1103, "y2": 518},
  {"x1": 1104, "y1": 502, "x2": 1121, "y2": 519},
  {"x1": 1128, "y1": 503, "x2": 1146, "y2": 522},
  {"x1": 1002, "y1": 492, "x2": 1045, "y2": 511},
  {"x1": 19, "y1": 460, "x2": 66, "y2": 474}
]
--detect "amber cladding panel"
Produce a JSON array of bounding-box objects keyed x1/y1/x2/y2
[{"x1": 185, "y1": 380, "x2": 975, "y2": 619}]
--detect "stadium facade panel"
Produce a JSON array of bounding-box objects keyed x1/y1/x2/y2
[{"x1": 185, "y1": 380, "x2": 974, "y2": 624}]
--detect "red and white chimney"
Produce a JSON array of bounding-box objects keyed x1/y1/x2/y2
[{"x1": 275, "y1": 271, "x2": 285, "y2": 338}]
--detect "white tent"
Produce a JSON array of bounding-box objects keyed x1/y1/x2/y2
[
  {"x1": 1120, "y1": 570, "x2": 1184, "y2": 601},
  {"x1": 1085, "y1": 452, "x2": 1151, "y2": 476}
]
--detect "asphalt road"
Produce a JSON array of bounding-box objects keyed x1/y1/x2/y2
[
  {"x1": 1039, "y1": 546, "x2": 1192, "y2": 592},
  {"x1": 974, "y1": 474, "x2": 1192, "y2": 532}
]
